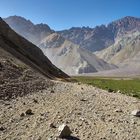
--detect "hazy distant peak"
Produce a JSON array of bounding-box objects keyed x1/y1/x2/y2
[
  {"x1": 4, "y1": 15, "x2": 54, "y2": 45},
  {"x1": 4, "y1": 15, "x2": 34, "y2": 26},
  {"x1": 4, "y1": 15, "x2": 52, "y2": 30}
]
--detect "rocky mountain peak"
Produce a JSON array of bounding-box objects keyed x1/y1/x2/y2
[
  {"x1": 108, "y1": 16, "x2": 140, "y2": 37},
  {"x1": 4, "y1": 15, "x2": 34, "y2": 27}
]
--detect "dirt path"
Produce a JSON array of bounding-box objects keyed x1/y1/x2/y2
[{"x1": 0, "y1": 81, "x2": 140, "y2": 140}]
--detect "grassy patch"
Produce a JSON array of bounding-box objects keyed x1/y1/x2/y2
[{"x1": 73, "y1": 76, "x2": 140, "y2": 99}]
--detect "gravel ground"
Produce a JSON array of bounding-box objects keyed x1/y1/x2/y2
[
  {"x1": 0, "y1": 81, "x2": 140, "y2": 140},
  {"x1": 0, "y1": 58, "x2": 54, "y2": 100}
]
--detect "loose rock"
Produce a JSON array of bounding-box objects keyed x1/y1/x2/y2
[
  {"x1": 33, "y1": 98, "x2": 38, "y2": 103},
  {"x1": 0, "y1": 126, "x2": 5, "y2": 131},
  {"x1": 25, "y1": 109, "x2": 34, "y2": 115},
  {"x1": 50, "y1": 123, "x2": 56, "y2": 128},
  {"x1": 58, "y1": 124, "x2": 72, "y2": 138},
  {"x1": 131, "y1": 110, "x2": 140, "y2": 117},
  {"x1": 20, "y1": 113, "x2": 25, "y2": 117},
  {"x1": 115, "y1": 109, "x2": 123, "y2": 113},
  {"x1": 108, "y1": 88, "x2": 114, "y2": 93}
]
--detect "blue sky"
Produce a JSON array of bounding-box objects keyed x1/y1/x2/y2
[{"x1": 0, "y1": 0, "x2": 140, "y2": 30}]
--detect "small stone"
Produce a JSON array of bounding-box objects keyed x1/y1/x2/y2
[
  {"x1": 115, "y1": 109, "x2": 123, "y2": 113},
  {"x1": 50, "y1": 123, "x2": 56, "y2": 128},
  {"x1": 23, "y1": 102, "x2": 26, "y2": 105},
  {"x1": 0, "y1": 126, "x2": 5, "y2": 131},
  {"x1": 33, "y1": 99, "x2": 38, "y2": 103},
  {"x1": 50, "y1": 90, "x2": 55, "y2": 93},
  {"x1": 25, "y1": 109, "x2": 34, "y2": 115},
  {"x1": 58, "y1": 124, "x2": 72, "y2": 138},
  {"x1": 108, "y1": 89, "x2": 114, "y2": 93},
  {"x1": 80, "y1": 99, "x2": 87, "y2": 102},
  {"x1": 117, "y1": 90, "x2": 121, "y2": 93},
  {"x1": 20, "y1": 113, "x2": 25, "y2": 117},
  {"x1": 131, "y1": 110, "x2": 140, "y2": 117}
]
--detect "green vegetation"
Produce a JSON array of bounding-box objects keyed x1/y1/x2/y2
[{"x1": 73, "y1": 76, "x2": 140, "y2": 99}]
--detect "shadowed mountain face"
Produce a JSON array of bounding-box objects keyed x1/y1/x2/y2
[
  {"x1": 0, "y1": 18, "x2": 69, "y2": 79},
  {"x1": 96, "y1": 32, "x2": 140, "y2": 66},
  {"x1": 59, "y1": 16, "x2": 140, "y2": 52}
]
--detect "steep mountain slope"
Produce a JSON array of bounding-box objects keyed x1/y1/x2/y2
[
  {"x1": 110, "y1": 34, "x2": 140, "y2": 66},
  {"x1": 39, "y1": 33, "x2": 116, "y2": 75},
  {"x1": 90, "y1": 31, "x2": 140, "y2": 77},
  {"x1": 96, "y1": 32, "x2": 140, "y2": 67},
  {"x1": 4, "y1": 16, "x2": 54, "y2": 45},
  {"x1": 59, "y1": 16, "x2": 140, "y2": 52},
  {"x1": 0, "y1": 17, "x2": 69, "y2": 79}
]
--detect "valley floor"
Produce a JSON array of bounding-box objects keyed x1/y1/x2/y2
[{"x1": 0, "y1": 81, "x2": 140, "y2": 140}]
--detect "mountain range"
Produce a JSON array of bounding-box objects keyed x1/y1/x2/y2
[
  {"x1": 4, "y1": 16, "x2": 140, "y2": 76},
  {"x1": 59, "y1": 16, "x2": 140, "y2": 52}
]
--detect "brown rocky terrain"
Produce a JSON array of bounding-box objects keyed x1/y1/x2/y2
[
  {"x1": 0, "y1": 47, "x2": 54, "y2": 100},
  {"x1": 0, "y1": 82, "x2": 140, "y2": 140}
]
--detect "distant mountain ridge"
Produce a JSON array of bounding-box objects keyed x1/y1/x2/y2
[
  {"x1": 59, "y1": 16, "x2": 140, "y2": 52},
  {"x1": 96, "y1": 31, "x2": 140, "y2": 66}
]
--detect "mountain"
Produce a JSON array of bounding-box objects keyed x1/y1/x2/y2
[
  {"x1": 0, "y1": 17, "x2": 69, "y2": 79},
  {"x1": 4, "y1": 16, "x2": 54, "y2": 45},
  {"x1": 4, "y1": 16, "x2": 116, "y2": 75},
  {"x1": 5, "y1": 16, "x2": 140, "y2": 53},
  {"x1": 95, "y1": 31, "x2": 140, "y2": 67},
  {"x1": 4, "y1": 16, "x2": 140, "y2": 75},
  {"x1": 59, "y1": 16, "x2": 140, "y2": 52},
  {"x1": 39, "y1": 33, "x2": 116, "y2": 75},
  {"x1": 108, "y1": 16, "x2": 140, "y2": 38},
  {"x1": 58, "y1": 26, "x2": 114, "y2": 52}
]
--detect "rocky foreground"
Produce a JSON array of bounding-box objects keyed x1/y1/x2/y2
[{"x1": 0, "y1": 81, "x2": 140, "y2": 140}]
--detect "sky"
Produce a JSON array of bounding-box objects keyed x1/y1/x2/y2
[{"x1": 0, "y1": 0, "x2": 140, "y2": 30}]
